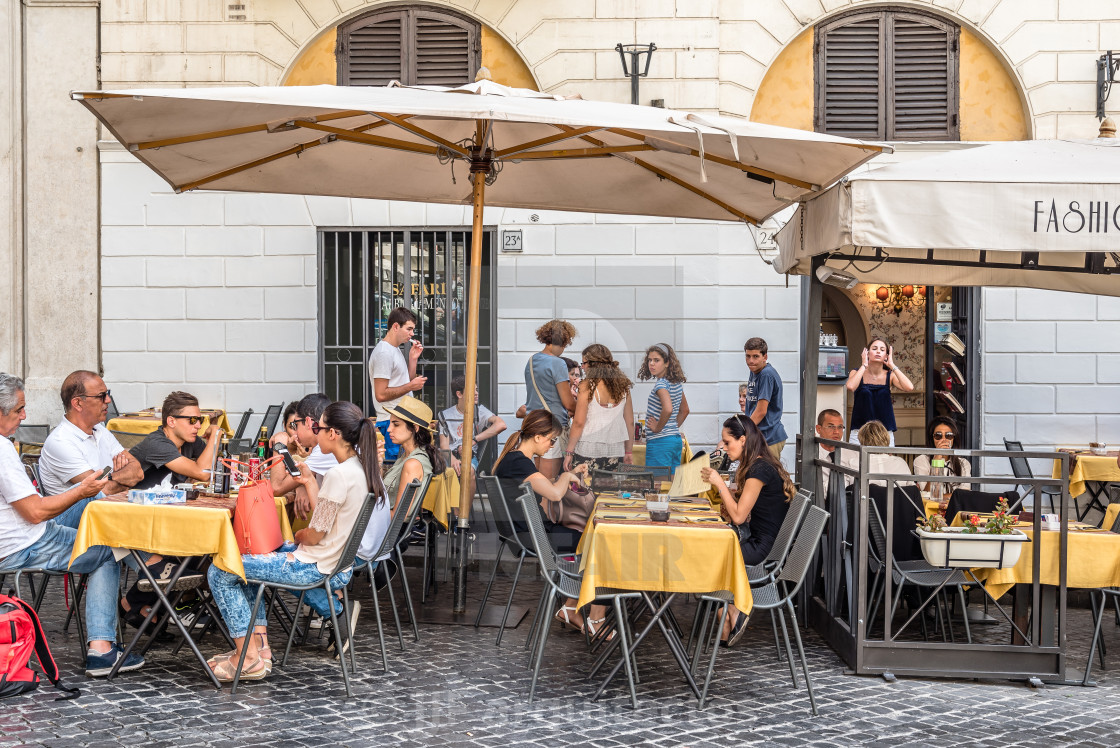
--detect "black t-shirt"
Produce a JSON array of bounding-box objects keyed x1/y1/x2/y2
[
  {"x1": 130, "y1": 429, "x2": 206, "y2": 489},
  {"x1": 737, "y1": 459, "x2": 789, "y2": 555},
  {"x1": 494, "y1": 451, "x2": 538, "y2": 506}
]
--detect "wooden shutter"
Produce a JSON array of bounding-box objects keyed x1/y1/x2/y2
[
  {"x1": 815, "y1": 13, "x2": 883, "y2": 139},
  {"x1": 338, "y1": 6, "x2": 479, "y2": 88},
  {"x1": 815, "y1": 8, "x2": 959, "y2": 141},
  {"x1": 890, "y1": 14, "x2": 958, "y2": 140}
]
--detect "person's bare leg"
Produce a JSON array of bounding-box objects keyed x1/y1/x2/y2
[{"x1": 722, "y1": 604, "x2": 740, "y2": 640}]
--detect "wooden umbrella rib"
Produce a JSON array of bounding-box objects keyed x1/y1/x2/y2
[
  {"x1": 176, "y1": 140, "x2": 324, "y2": 192},
  {"x1": 295, "y1": 121, "x2": 440, "y2": 155},
  {"x1": 511, "y1": 144, "x2": 654, "y2": 160},
  {"x1": 604, "y1": 127, "x2": 817, "y2": 191},
  {"x1": 371, "y1": 111, "x2": 470, "y2": 156},
  {"x1": 132, "y1": 110, "x2": 370, "y2": 151},
  {"x1": 494, "y1": 126, "x2": 603, "y2": 158}
]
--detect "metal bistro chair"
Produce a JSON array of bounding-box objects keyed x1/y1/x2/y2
[
  {"x1": 260, "y1": 403, "x2": 284, "y2": 437},
  {"x1": 227, "y1": 409, "x2": 254, "y2": 453},
  {"x1": 516, "y1": 488, "x2": 643, "y2": 707},
  {"x1": 1003, "y1": 439, "x2": 1063, "y2": 517},
  {"x1": 590, "y1": 469, "x2": 655, "y2": 495},
  {"x1": 14, "y1": 424, "x2": 48, "y2": 456},
  {"x1": 7, "y1": 569, "x2": 88, "y2": 652},
  {"x1": 475, "y1": 474, "x2": 537, "y2": 645},
  {"x1": 356, "y1": 479, "x2": 424, "y2": 671},
  {"x1": 695, "y1": 504, "x2": 830, "y2": 715},
  {"x1": 230, "y1": 491, "x2": 380, "y2": 696}
]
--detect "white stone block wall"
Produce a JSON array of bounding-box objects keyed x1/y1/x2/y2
[
  {"x1": 99, "y1": 145, "x2": 802, "y2": 463},
  {"x1": 982, "y1": 287, "x2": 1120, "y2": 479}
]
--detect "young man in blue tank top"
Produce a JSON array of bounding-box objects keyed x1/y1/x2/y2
[{"x1": 743, "y1": 337, "x2": 788, "y2": 463}]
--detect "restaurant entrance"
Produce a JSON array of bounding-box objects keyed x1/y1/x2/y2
[{"x1": 318, "y1": 227, "x2": 496, "y2": 418}]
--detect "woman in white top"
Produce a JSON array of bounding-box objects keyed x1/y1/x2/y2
[
  {"x1": 841, "y1": 420, "x2": 915, "y2": 488},
  {"x1": 564, "y1": 343, "x2": 634, "y2": 473},
  {"x1": 206, "y1": 401, "x2": 382, "y2": 683},
  {"x1": 913, "y1": 417, "x2": 972, "y2": 494}
]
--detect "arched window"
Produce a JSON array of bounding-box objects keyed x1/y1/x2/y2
[
  {"x1": 815, "y1": 8, "x2": 959, "y2": 140},
  {"x1": 337, "y1": 5, "x2": 481, "y2": 87}
]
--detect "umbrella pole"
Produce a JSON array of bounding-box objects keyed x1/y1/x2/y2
[{"x1": 453, "y1": 128, "x2": 488, "y2": 614}]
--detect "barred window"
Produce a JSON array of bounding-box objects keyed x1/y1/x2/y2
[
  {"x1": 337, "y1": 5, "x2": 481, "y2": 87},
  {"x1": 815, "y1": 8, "x2": 960, "y2": 141}
]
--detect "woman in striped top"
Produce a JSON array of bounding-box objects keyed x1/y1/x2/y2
[{"x1": 638, "y1": 343, "x2": 690, "y2": 473}]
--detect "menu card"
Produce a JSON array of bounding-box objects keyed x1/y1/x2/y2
[{"x1": 668, "y1": 451, "x2": 711, "y2": 497}]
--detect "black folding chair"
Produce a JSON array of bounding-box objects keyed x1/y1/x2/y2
[
  {"x1": 475, "y1": 474, "x2": 537, "y2": 645},
  {"x1": 260, "y1": 404, "x2": 284, "y2": 436},
  {"x1": 1003, "y1": 439, "x2": 1063, "y2": 516},
  {"x1": 228, "y1": 409, "x2": 254, "y2": 453}
]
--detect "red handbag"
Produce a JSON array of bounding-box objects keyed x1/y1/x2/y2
[{"x1": 227, "y1": 456, "x2": 285, "y2": 555}]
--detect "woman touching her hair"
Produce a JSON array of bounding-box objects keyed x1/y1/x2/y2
[{"x1": 845, "y1": 337, "x2": 914, "y2": 445}]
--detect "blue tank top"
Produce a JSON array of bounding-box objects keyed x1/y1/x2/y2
[{"x1": 851, "y1": 375, "x2": 897, "y2": 432}]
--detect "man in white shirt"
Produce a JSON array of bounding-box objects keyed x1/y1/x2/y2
[
  {"x1": 38, "y1": 371, "x2": 143, "y2": 528},
  {"x1": 271, "y1": 393, "x2": 337, "y2": 521},
  {"x1": 0, "y1": 373, "x2": 145, "y2": 677},
  {"x1": 368, "y1": 307, "x2": 426, "y2": 461},
  {"x1": 815, "y1": 408, "x2": 851, "y2": 493}
]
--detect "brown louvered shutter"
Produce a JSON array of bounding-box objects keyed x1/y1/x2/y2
[
  {"x1": 815, "y1": 9, "x2": 959, "y2": 141},
  {"x1": 815, "y1": 13, "x2": 883, "y2": 139},
  {"x1": 890, "y1": 14, "x2": 958, "y2": 140},
  {"x1": 339, "y1": 7, "x2": 479, "y2": 88}
]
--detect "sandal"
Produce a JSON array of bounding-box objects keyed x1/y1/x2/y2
[
  {"x1": 554, "y1": 605, "x2": 582, "y2": 632},
  {"x1": 207, "y1": 635, "x2": 271, "y2": 673},
  {"x1": 722, "y1": 611, "x2": 750, "y2": 648},
  {"x1": 209, "y1": 653, "x2": 268, "y2": 683},
  {"x1": 583, "y1": 617, "x2": 616, "y2": 642}
]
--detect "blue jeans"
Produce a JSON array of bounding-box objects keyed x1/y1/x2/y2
[
  {"x1": 54, "y1": 495, "x2": 96, "y2": 529},
  {"x1": 0, "y1": 521, "x2": 121, "y2": 643},
  {"x1": 207, "y1": 541, "x2": 340, "y2": 638},
  {"x1": 377, "y1": 420, "x2": 402, "y2": 462},
  {"x1": 645, "y1": 435, "x2": 683, "y2": 474}
]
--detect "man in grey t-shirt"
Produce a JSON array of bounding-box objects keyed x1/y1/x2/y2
[{"x1": 369, "y1": 307, "x2": 426, "y2": 461}]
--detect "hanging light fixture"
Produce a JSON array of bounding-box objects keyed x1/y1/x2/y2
[{"x1": 874, "y1": 284, "x2": 927, "y2": 315}]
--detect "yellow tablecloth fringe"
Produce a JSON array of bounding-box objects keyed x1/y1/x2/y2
[{"x1": 1053, "y1": 454, "x2": 1120, "y2": 499}]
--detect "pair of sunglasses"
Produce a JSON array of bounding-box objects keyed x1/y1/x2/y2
[
  {"x1": 171, "y1": 414, "x2": 204, "y2": 426},
  {"x1": 933, "y1": 431, "x2": 956, "y2": 440}
]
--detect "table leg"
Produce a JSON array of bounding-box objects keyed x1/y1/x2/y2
[{"x1": 108, "y1": 552, "x2": 222, "y2": 690}]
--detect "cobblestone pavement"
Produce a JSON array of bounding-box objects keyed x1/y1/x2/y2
[{"x1": 6, "y1": 557, "x2": 1120, "y2": 748}]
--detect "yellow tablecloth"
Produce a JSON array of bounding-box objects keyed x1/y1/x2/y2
[
  {"x1": 69, "y1": 495, "x2": 293, "y2": 581},
  {"x1": 423, "y1": 468, "x2": 462, "y2": 529},
  {"x1": 1103, "y1": 503, "x2": 1120, "y2": 532},
  {"x1": 107, "y1": 409, "x2": 232, "y2": 437},
  {"x1": 1053, "y1": 454, "x2": 1120, "y2": 499},
  {"x1": 575, "y1": 500, "x2": 752, "y2": 613}
]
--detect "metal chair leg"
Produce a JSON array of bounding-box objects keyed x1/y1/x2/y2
[
  {"x1": 474, "y1": 542, "x2": 505, "y2": 629},
  {"x1": 395, "y1": 548, "x2": 420, "y2": 642},
  {"x1": 786, "y1": 599, "x2": 819, "y2": 716},
  {"x1": 528, "y1": 588, "x2": 556, "y2": 703},
  {"x1": 324, "y1": 581, "x2": 353, "y2": 697},
  {"x1": 383, "y1": 559, "x2": 405, "y2": 649},
  {"x1": 698, "y1": 602, "x2": 728, "y2": 709},
  {"x1": 231, "y1": 585, "x2": 267, "y2": 695},
  {"x1": 495, "y1": 553, "x2": 525, "y2": 646},
  {"x1": 1085, "y1": 591, "x2": 1110, "y2": 686},
  {"x1": 281, "y1": 591, "x2": 308, "y2": 667},
  {"x1": 613, "y1": 596, "x2": 639, "y2": 709},
  {"x1": 367, "y1": 562, "x2": 389, "y2": 672}
]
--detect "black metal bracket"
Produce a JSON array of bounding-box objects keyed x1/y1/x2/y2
[
  {"x1": 616, "y1": 43, "x2": 656, "y2": 106},
  {"x1": 1097, "y1": 51, "x2": 1120, "y2": 119}
]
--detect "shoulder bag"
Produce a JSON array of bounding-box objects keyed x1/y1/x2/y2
[{"x1": 544, "y1": 479, "x2": 595, "y2": 532}]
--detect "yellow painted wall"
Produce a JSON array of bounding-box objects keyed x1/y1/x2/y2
[
  {"x1": 958, "y1": 27, "x2": 1028, "y2": 141},
  {"x1": 751, "y1": 29, "x2": 814, "y2": 131},
  {"x1": 751, "y1": 24, "x2": 1028, "y2": 140},
  {"x1": 284, "y1": 28, "x2": 337, "y2": 86},
  {"x1": 280, "y1": 23, "x2": 538, "y2": 91}
]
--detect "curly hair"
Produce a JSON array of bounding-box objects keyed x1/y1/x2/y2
[
  {"x1": 581, "y1": 343, "x2": 632, "y2": 404},
  {"x1": 535, "y1": 319, "x2": 577, "y2": 348},
  {"x1": 637, "y1": 343, "x2": 687, "y2": 384}
]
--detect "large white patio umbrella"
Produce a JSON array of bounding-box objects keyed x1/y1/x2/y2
[
  {"x1": 74, "y1": 75, "x2": 886, "y2": 612},
  {"x1": 776, "y1": 136, "x2": 1120, "y2": 296}
]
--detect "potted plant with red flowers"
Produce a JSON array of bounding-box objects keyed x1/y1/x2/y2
[{"x1": 915, "y1": 496, "x2": 1028, "y2": 569}]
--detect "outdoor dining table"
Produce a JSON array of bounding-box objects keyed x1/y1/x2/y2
[
  {"x1": 576, "y1": 492, "x2": 752, "y2": 700},
  {"x1": 69, "y1": 492, "x2": 293, "y2": 687},
  {"x1": 1052, "y1": 450, "x2": 1120, "y2": 520},
  {"x1": 107, "y1": 409, "x2": 232, "y2": 436}
]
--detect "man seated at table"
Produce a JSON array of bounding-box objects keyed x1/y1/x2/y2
[
  {"x1": 38, "y1": 371, "x2": 144, "y2": 527},
  {"x1": 271, "y1": 393, "x2": 337, "y2": 523},
  {"x1": 814, "y1": 408, "x2": 851, "y2": 489},
  {"x1": 0, "y1": 373, "x2": 145, "y2": 677},
  {"x1": 439, "y1": 372, "x2": 506, "y2": 505},
  {"x1": 129, "y1": 391, "x2": 224, "y2": 489}
]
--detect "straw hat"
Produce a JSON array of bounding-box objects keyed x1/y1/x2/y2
[{"x1": 384, "y1": 395, "x2": 435, "y2": 432}]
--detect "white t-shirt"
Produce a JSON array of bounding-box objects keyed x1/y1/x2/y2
[
  {"x1": 368, "y1": 340, "x2": 410, "y2": 421},
  {"x1": 304, "y1": 445, "x2": 339, "y2": 478},
  {"x1": 0, "y1": 437, "x2": 45, "y2": 558},
  {"x1": 38, "y1": 417, "x2": 124, "y2": 496}
]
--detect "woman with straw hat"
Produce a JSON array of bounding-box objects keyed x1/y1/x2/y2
[{"x1": 382, "y1": 395, "x2": 445, "y2": 511}]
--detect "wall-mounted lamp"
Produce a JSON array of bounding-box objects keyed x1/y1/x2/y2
[
  {"x1": 616, "y1": 43, "x2": 656, "y2": 106},
  {"x1": 1098, "y1": 51, "x2": 1120, "y2": 119},
  {"x1": 875, "y1": 284, "x2": 926, "y2": 316}
]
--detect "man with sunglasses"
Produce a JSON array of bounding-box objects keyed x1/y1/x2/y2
[
  {"x1": 129, "y1": 391, "x2": 224, "y2": 489},
  {"x1": 39, "y1": 371, "x2": 144, "y2": 527}
]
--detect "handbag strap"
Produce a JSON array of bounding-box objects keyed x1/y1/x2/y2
[{"x1": 528, "y1": 355, "x2": 551, "y2": 414}]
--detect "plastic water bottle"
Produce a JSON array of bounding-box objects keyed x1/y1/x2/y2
[{"x1": 929, "y1": 458, "x2": 947, "y2": 506}]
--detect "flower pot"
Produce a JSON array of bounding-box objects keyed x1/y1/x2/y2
[{"x1": 915, "y1": 527, "x2": 1028, "y2": 569}]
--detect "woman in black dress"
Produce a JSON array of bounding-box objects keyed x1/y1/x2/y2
[{"x1": 700, "y1": 413, "x2": 796, "y2": 646}]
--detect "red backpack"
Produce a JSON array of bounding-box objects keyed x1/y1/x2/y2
[{"x1": 0, "y1": 594, "x2": 79, "y2": 700}]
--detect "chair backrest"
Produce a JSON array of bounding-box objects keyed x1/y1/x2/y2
[
  {"x1": 329, "y1": 491, "x2": 380, "y2": 577},
  {"x1": 1003, "y1": 438, "x2": 1034, "y2": 480},
  {"x1": 612, "y1": 462, "x2": 671, "y2": 482},
  {"x1": 944, "y1": 489, "x2": 1019, "y2": 523},
  {"x1": 477, "y1": 474, "x2": 525, "y2": 549},
  {"x1": 105, "y1": 398, "x2": 120, "y2": 423},
  {"x1": 110, "y1": 430, "x2": 148, "y2": 450},
  {"x1": 867, "y1": 484, "x2": 922, "y2": 562},
  {"x1": 232, "y1": 409, "x2": 254, "y2": 440},
  {"x1": 761, "y1": 489, "x2": 811, "y2": 566},
  {"x1": 397, "y1": 472, "x2": 434, "y2": 542},
  {"x1": 14, "y1": 425, "x2": 48, "y2": 445},
  {"x1": 590, "y1": 469, "x2": 654, "y2": 494},
  {"x1": 776, "y1": 504, "x2": 830, "y2": 595},
  {"x1": 368, "y1": 480, "x2": 421, "y2": 561},
  {"x1": 261, "y1": 404, "x2": 284, "y2": 436},
  {"x1": 517, "y1": 486, "x2": 564, "y2": 585}
]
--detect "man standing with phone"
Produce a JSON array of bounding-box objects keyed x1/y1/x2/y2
[{"x1": 369, "y1": 307, "x2": 427, "y2": 462}]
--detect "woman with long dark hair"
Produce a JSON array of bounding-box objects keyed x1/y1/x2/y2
[
  {"x1": 700, "y1": 413, "x2": 795, "y2": 646},
  {"x1": 206, "y1": 400, "x2": 383, "y2": 683},
  {"x1": 564, "y1": 343, "x2": 634, "y2": 473},
  {"x1": 845, "y1": 337, "x2": 915, "y2": 445},
  {"x1": 381, "y1": 395, "x2": 444, "y2": 512},
  {"x1": 493, "y1": 409, "x2": 609, "y2": 634},
  {"x1": 914, "y1": 416, "x2": 971, "y2": 493}
]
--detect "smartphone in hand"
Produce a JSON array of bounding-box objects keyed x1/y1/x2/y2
[
  {"x1": 96, "y1": 465, "x2": 112, "y2": 481},
  {"x1": 274, "y1": 444, "x2": 301, "y2": 477}
]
